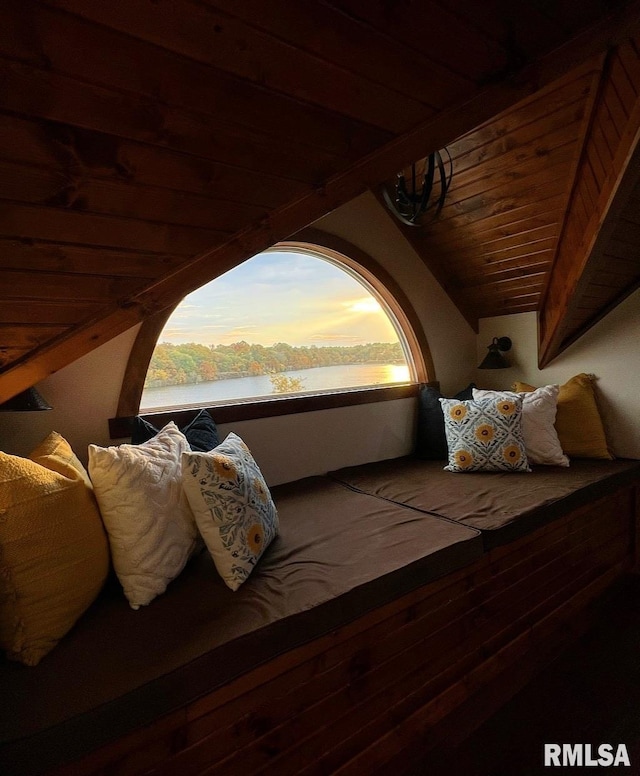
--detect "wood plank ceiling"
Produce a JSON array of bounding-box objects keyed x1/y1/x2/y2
[{"x1": 1, "y1": 0, "x2": 640, "y2": 401}]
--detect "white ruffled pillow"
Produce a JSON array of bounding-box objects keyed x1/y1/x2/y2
[
  {"x1": 88, "y1": 422, "x2": 198, "y2": 609},
  {"x1": 473, "y1": 386, "x2": 569, "y2": 467}
]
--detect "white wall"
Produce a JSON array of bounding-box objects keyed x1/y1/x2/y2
[
  {"x1": 314, "y1": 192, "x2": 478, "y2": 394},
  {"x1": 0, "y1": 326, "x2": 141, "y2": 464},
  {"x1": 215, "y1": 398, "x2": 416, "y2": 485},
  {"x1": 476, "y1": 288, "x2": 640, "y2": 459}
]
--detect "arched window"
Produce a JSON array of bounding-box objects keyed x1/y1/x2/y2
[
  {"x1": 141, "y1": 244, "x2": 418, "y2": 410},
  {"x1": 112, "y1": 232, "x2": 434, "y2": 433}
]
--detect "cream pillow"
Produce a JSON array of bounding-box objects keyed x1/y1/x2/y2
[
  {"x1": 182, "y1": 433, "x2": 278, "y2": 591},
  {"x1": 474, "y1": 386, "x2": 569, "y2": 467},
  {"x1": 88, "y1": 422, "x2": 197, "y2": 609},
  {"x1": 513, "y1": 374, "x2": 612, "y2": 459},
  {"x1": 0, "y1": 433, "x2": 109, "y2": 666}
]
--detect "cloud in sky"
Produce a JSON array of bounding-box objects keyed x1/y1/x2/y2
[{"x1": 158, "y1": 250, "x2": 401, "y2": 347}]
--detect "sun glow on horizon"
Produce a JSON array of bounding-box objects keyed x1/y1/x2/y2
[
  {"x1": 346, "y1": 297, "x2": 383, "y2": 314},
  {"x1": 156, "y1": 251, "x2": 404, "y2": 350}
]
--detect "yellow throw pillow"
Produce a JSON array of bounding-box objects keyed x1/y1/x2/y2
[
  {"x1": 0, "y1": 433, "x2": 110, "y2": 665},
  {"x1": 512, "y1": 374, "x2": 612, "y2": 459}
]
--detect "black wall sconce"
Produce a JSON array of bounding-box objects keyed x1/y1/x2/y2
[
  {"x1": 0, "y1": 387, "x2": 53, "y2": 411},
  {"x1": 478, "y1": 337, "x2": 512, "y2": 370}
]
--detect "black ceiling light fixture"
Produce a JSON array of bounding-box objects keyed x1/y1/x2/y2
[
  {"x1": 382, "y1": 149, "x2": 453, "y2": 227},
  {"x1": 0, "y1": 387, "x2": 53, "y2": 411},
  {"x1": 478, "y1": 337, "x2": 513, "y2": 370}
]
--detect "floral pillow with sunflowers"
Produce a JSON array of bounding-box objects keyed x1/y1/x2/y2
[
  {"x1": 181, "y1": 433, "x2": 278, "y2": 591},
  {"x1": 439, "y1": 396, "x2": 531, "y2": 473}
]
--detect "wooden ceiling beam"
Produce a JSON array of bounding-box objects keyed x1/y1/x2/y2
[{"x1": 539, "y1": 37, "x2": 640, "y2": 366}]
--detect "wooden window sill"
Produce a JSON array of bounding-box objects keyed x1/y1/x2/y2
[{"x1": 109, "y1": 383, "x2": 419, "y2": 439}]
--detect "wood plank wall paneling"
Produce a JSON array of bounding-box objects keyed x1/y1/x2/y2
[
  {"x1": 0, "y1": 110, "x2": 340, "y2": 196},
  {"x1": 379, "y1": 60, "x2": 603, "y2": 325},
  {"x1": 1, "y1": 3, "x2": 392, "y2": 160},
  {"x1": 0, "y1": 158, "x2": 269, "y2": 233},
  {"x1": 204, "y1": 0, "x2": 484, "y2": 94},
  {"x1": 434, "y1": 0, "x2": 599, "y2": 59},
  {"x1": 539, "y1": 35, "x2": 640, "y2": 364},
  {"x1": 40, "y1": 0, "x2": 432, "y2": 132},
  {"x1": 0, "y1": 270, "x2": 146, "y2": 302},
  {"x1": 44, "y1": 485, "x2": 636, "y2": 776},
  {"x1": 0, "y1": 299, "x2": 98, "y2": 325},
  {"x1": 0, "y1": 203, "x2": 230, "y2": 255},
  {"x1": 0, "y1": 239, "x2": 186, "y2": 277}
]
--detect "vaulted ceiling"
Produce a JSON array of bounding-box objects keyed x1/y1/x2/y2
[{"x1": 1, "y1": 0, "x2": 640, "y2": 402}]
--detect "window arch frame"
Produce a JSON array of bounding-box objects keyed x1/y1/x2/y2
[{"x1": 111, "y1": 230, "x2": 435, "y2": 437}]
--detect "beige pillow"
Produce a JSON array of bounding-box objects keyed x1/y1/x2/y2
[
  {"x1": 0, "y1": 433, "x2": 109, "y2": 666},
  {"x1": 88, "y1": 422, "x2": 198, "y2": 609},
  {"x1": 513, "y1": 374, "x2": 612, "y2": 459}
]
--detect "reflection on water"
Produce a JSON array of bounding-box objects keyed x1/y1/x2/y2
[{"x1": 141, "y1": 363, "x2": 411, "y2": 410}]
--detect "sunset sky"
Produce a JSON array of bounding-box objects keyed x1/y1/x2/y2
[{"x1": 159, "y1": 250, "x2": 401, "y2": 347}]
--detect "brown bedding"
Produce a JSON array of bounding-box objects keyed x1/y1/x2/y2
[
  {"x1": 0, "y1": 476, "x2": 482, "y2": 776},
  {"x1": 328, "y1": 457, "x2": 640, "y2": 549}
]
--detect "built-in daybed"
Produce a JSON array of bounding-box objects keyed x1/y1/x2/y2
[
  {"x1": 329, "y1": 457, "x2": 640, "y2": 549},
  {"x1": 1, "y1": 453, "x2": 639, "y2": 776}
]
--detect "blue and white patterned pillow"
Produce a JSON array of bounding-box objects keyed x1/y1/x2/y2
[
  {"x1": 181, "y1": 433, "x2": 278, "y2": 591},
  {"x1": 439, "y1": 396, "x2": 531, "y2": 473}
]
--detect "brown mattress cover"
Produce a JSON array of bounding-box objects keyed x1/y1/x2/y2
[
  {"x1": 0, "y1": 476, "x2": 481, "y2": 776},
  {"x1": 328, "y1": 457, "x2": 640, "y2": 549}
]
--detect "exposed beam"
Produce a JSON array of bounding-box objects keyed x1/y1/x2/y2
[
  {"x1": 538, "y1": 126, "x2": 640, "y2": 366},
  {"x1": 539, "y1": 38, "x2": 640, "y2": 367},
  {"x1": 535, "y1": 53, "x2": 609, "y2": 321}
]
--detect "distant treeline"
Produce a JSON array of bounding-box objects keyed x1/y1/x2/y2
[{"x1": 145, "y1": 341, "x2": 404, "y2": 388}]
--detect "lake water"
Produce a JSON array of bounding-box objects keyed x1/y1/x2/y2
[{"x1": 141, "y1": 363, "x2": 410, "y2": 410}]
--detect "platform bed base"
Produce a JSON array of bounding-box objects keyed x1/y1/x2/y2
[{"x1": 50, "y1": 486, "x2": 637, "y2": 776}]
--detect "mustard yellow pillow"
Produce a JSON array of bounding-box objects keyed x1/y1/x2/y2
[
  {"x1": 0, "y1": 433, "x2": 110, "y2": 665},
  {"x1": 512, "y1": 374, "x2": 612, "y2": 459}
]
